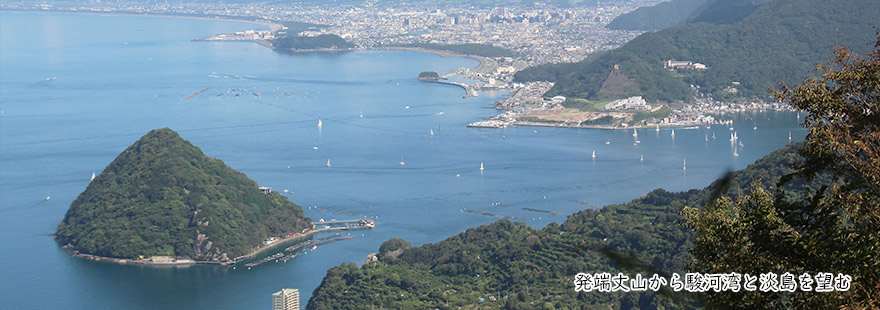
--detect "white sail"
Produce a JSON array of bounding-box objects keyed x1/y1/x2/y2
[
  {"x1": 592, "y1": 150, "x2": 596, "y2": 159},
  {"x1": 655, "y1": 125, "x2": 660, "y2": 132},
  {"x1": 91, "y1": 172, "x2": 96, "y2": 181},
  {"x1": 430, "y1": 129, "x2": 434, "y2": 136},
  {"x1": 326, "y1": 158, "x2": 331, "y2": 167},
  {"x1": 683, "y1": 159, "x2": 687, "y2": 170},
  {"x1": 317, "y1": 119, "x2": 323, "y2": 127},
  {"x1": 633, "y1": 128, "x2": 638, "y2": 137},
  {"x1": 480, "y1": 162, "x2": 484, "y2": 171},
  {"x1": 671, "y1": 129, "x2": 675, "y2": 137},
  {"x1": 640, "y1": 154, "x2": 644, "y2": 162},
  {"x1": 789, "y1": 131, "x2": 792, "y2": 141}
]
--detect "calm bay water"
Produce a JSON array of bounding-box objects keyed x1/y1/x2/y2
[{"x1": 0, "y1": 12, "x2": 806, "y2": 309}]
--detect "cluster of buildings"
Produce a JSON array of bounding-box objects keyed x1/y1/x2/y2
[
  {"x1": 604, "y1": 96, "x2": 653, "y2": 110},
  {"x1": 1, "y1": 0, "x2": 668, "y2": 66},
  {"x1": 663, "y1": 60, "x2": 708, "y2": 71}
]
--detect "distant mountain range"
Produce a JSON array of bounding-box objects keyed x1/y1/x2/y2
[{"x1": 516, "y1": 0, "x2": 880, "y2": 103}]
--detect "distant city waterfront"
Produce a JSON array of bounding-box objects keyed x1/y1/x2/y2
[{"x1": 0, "y1": 12, "x2": 806, "y2": 309}]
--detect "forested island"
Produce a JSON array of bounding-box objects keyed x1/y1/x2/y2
[
  {"x1": 418, "y1": 71, "x2": 440, "y2": 80},
  {"x1": 55, "y1": 128, "x2": 311, "y2": 263}
]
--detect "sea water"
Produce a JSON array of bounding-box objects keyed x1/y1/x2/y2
[{"x1": 0, "y1": 12, "x2": 806, "y2": 309}]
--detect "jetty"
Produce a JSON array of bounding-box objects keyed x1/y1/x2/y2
[
  {"x1": 314, "y1": 219, "x2": 376, "y2": 232},
  {"x1": 231, "y1": 219, "x2": 375, "y2": 264},
  {"x1": 465, "y1": 209, "x2": 529, "y2": 221},
  {"x1": 243, "y1": 234, "x2": 357, "y2": 269},
  {"x1": 244, "y1": 252, "x2": 285, "y2": 269},
  {"x1": 521, "y1": 207, "x2": 560, "y2": 215}
]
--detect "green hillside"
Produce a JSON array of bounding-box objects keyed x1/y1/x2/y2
[
  {"x1": 516, "y1": 0, "x2": 880, "y2": 103},
  {"x1": 55, "y1": 128, "x2": 311, "y2": 261},
  {"x1": 307, "y1": 143, "x2": 813, "y2": 309},
  {"x1": 606, "y1": 0, "x2": 709, "y2": 31}
]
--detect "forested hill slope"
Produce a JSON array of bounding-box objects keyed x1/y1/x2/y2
[
  {"x1": 55, "y1": 128, "x2": 311, "y2": 261},
  {"x1": 307, "y1": 143, "x2": 812, "y2": 309},
  {"x1": 606, "y1": 0, "x2": 708, "y2": 31},
  {"x1": 516, "y1": 0, "x2": 880, "y2": 103}
]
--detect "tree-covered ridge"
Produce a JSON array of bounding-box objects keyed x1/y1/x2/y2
[
  {"x1": 307, "y1": 143, "x2": 810, "y2": 309},
  {"x1": 606, "y1": 0, "x2": 708, "y2": 31},
  {"x1": 55, "y1": 128, "x2": 311, "y2": 261},
  {"x1": 517, "y1": 0, "x2": 880, "y2": 102},
  {"x1": 273, "y1": 34, "x2": 354, "y2": 50}
]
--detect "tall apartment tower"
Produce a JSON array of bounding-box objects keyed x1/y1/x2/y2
[{"x1": 272, "y1": 288, "x2": 300, "y2": 310}]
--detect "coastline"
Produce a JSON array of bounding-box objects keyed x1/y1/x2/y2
[
  {"x1": 269, "y1": 46, "x2": 489, "y2": 71},
  {"x1": 370, "y1": 47, "x2": 489, "y2": 71},
  {"x1": 62, "y1": 228, "x2": 322, "y2": 267},
  {"x1": 0, "y1": 9, "x2": 283, "y2": 32}
]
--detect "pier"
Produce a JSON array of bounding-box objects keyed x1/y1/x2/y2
[
  {"x1": 242, "y1": 234, "x2": 358, "y2": 269},
  {"x1": 313, "y1": 219, "x2": 376, "y2": 232}
]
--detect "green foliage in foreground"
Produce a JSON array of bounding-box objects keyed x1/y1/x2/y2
[
  {"x1": 55, "y1": 128, "x2": 311, "y2": 260},
  {"x1": 307, "y1": 143, "x2": 812, "y2": 309},
  {"x1": 398, "y1": 43, "x2": 518, "y2": 57},
  {"x1": 686, "y1": 36, "x2": 880, "y2": 309},
  {"x1": 274, "y1": 34, "x2": 354, "y2": 50}
]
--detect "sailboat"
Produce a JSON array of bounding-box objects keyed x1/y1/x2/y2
[
  {"x1": 734, "y1": 131, "x2": 738, "y2": 140},
  {"x1": 683, "y1": 159, "x2": 687, "y2": 170},
  {"x1": 633, "y1": 128, "x2": 638, "y2": 137},
  {"x1": 655, "y1": 125, "x2": 660, "y2": 132},
  {"x1": 90, "y1": 172, "x2": 96, "y2": 181},
  {"x1": 317, "y1": 119, "x2": 323, "y2": 127},
  {"x1": 359, "y1": 111, "x2": 364, "y2": 118},
  {"x1": 592, "y1": 150, "x2": 596, "y2": 159},
  {"x1": 479, "y1": 162, "x2": 485, "y2": 171},
  {"x1": 789, "y1": 131, "x2": 792, "y2": 141},
  {"x1": 430, "y1": 129, "x2": 434, "y2": 136},
  {"x1": 705, "y1": 134, "x2": 709, "y2": 142},
  {"x1": 640, "y1": 154, "x2": 644, "y2": 162},
  {"x1": 671, "y1": 129, "x2": 675, "y2": 138},
  {"x1": 326, "y1": 158, "x2": 331, "y2": 167},
  {"x1": 730, "y1": 133, "x2": 735, "y2": 142},
  {"x1": 733, "y1": 147, "x2": 739, "y2": 157},
  {"x1": 712, "y1": 132, "x2": 716, "y2": 140}
]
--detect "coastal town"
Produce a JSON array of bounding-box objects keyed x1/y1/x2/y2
[{"x1": 0, "y1": 0, "x2": 797, "y2": 131}]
